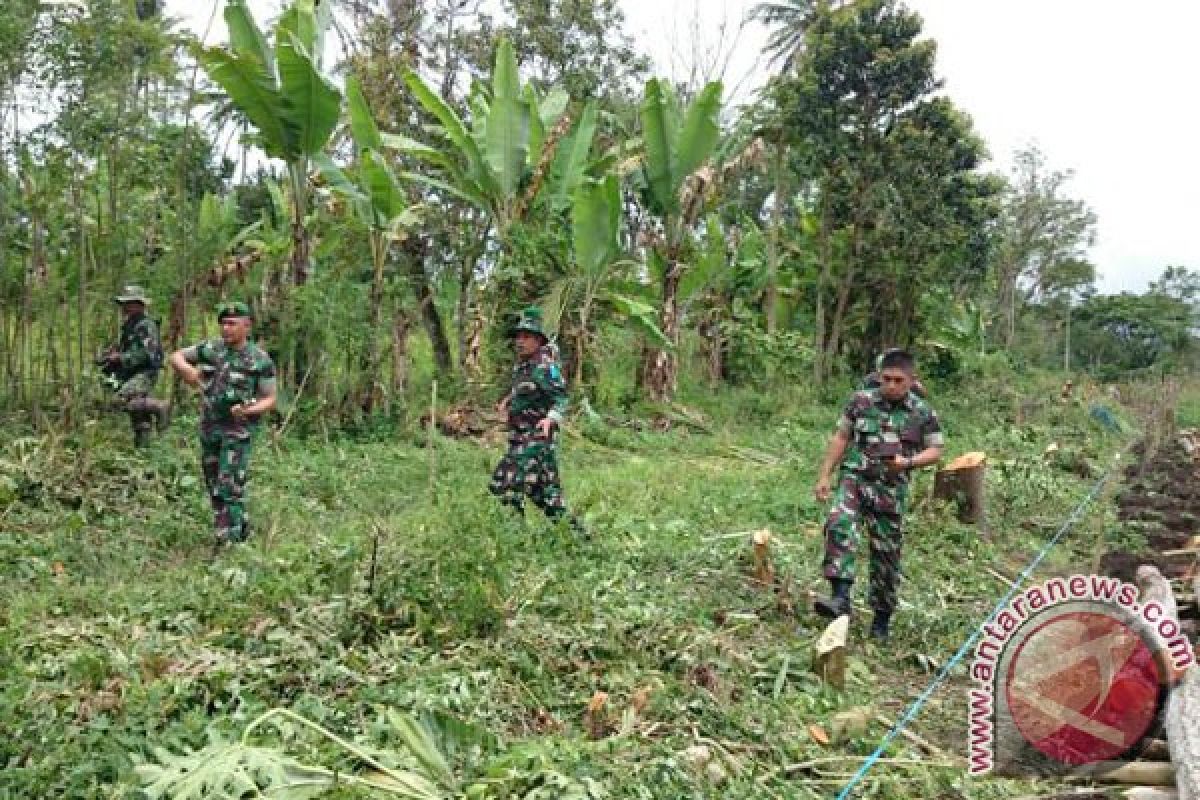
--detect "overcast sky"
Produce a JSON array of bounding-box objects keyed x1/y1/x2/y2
[{"x1": 169, "y1": 0, "x2": 1200, "y2": 294}]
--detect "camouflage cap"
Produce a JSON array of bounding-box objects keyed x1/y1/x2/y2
[
  {"x1": 511, "y1": 306, "x2": 548, "y2": 340},
  {"x1": 114, "y1": 284, "x2": 150, "y2": 304},
  {"x1": 216, "y1": 301, "x2": 253, "y2": 321}
]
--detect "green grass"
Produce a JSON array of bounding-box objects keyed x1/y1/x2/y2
[{"x1": 0, "y1": 372, "x2": 1139, "y2": 799}]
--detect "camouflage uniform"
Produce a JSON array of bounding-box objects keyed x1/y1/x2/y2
[
  {"x1": 822, "y1": 388, "x2": 943, "y2": 614},
  {"x1": 489, "y1": 309, "x2": 573, "y2": 522},
  {"x1": 179, "y1": 333, "x2": 276, "y2": 543},
  {"x1": 104, "y1": 289, "x2": 166, "y2": 445}
]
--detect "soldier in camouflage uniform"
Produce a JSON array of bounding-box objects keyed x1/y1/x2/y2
[
  {"x1": 99, "y1": 285, "x2": 168, "y2": 447},
  {"x1": 169, "y1": 302, "x2": 277, "y2": 545},
  {"x1": 812, "y1": 349, "x2": 944, "y2": 640},
  {"x1": 489, "y1": 307, "x2": 583, "y2": 533}
]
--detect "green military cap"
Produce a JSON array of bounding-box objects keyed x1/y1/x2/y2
[
  {"x1": 114, "y1": 284, "x2": 150, "y2": 304},
  {"x1": 511, "y1": 306, "x2": 548, "y2": 340},
  {"x1": 216, "y1": 300, "x2": 253, "y2": 321}
]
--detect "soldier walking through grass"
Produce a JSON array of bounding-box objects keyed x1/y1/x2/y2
[
  {"x1": 99, "y1": 285, "x2": 169, "y2": 447},
  {"x1": 812, "y1": 349, "x2": 944, "y2": 641},
  {"x1": 168, "y1": 302, "x2": 276, "y2": 546},
  {"x1": 489, "y1": 307, "x2": 584, "y2": 534}
]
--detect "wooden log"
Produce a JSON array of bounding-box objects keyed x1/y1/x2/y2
[
  {"x1": 813, "y1": 615, "x2": 849, "y2": 689},
  {"x1": 1123, "y1": 789, "x2": 1180, "y2": 800},
  {"x1": 1139, "y1": 565, "x2": 1200, "y2": 800},
  {"x1": 1094, "y1": 762, "x2": 1176, "y2": 786},
  {"x1": 933, "y1": 452, "x2": 988, "y2": 527},
  {"x1": 1141, "y1": 739, "x2": 1172, "y2": 762}
]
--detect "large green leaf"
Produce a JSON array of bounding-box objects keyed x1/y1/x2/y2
[
  {"x1": 223, "y1": 0, "x2": 273, "y2": 77},
  {"x1": 312, "y1": 153, "x2": 368, "y2": 222},
  {"x1": 362, "y1": 149, "x2": 406, "y2": 224},
  {"x1": 524, "y1": 84, "x2": 546, "y2": 161},
  {"x1": 484, "y1": 39, "x2": 530, "y2": 200},
  {"x1": 572, "y1": 175, "x2": 620, "y2": 276},
  {"x1": 346, "y1": 75, "x2": 382, "y2": 152},
  {"x1": 276, "y1": 33, "x2": 341, "y2": 156},
  {"x1": 401, "y1": 69, "x2": 491, "y2": 188},
  {"x1": 275, "y1": 0, "x2": 315, "y2": 56},
  {"x1": 549, "y1": 102, "x2": 597, "y2": 212},
  {"x1": 672, "y1": 81, "x2": 723, "y2": 191},
  {"x1": 400, "y1": 171, "x2": 491, "y2": 212},
  {"x1": 680, "y1": 214, "x2": 727, "y2": 302},
  {"x1": 380, "y1": 133, "x2": 456, "y2": 172},
  {"x1": 196, "y1": 45, "x2": 291, "y2": 158},
  {"x1": 610, "y1": 292, "x2": 673, "y2": 349},
  {"x1": 639, "y1": 79, "x2": 677, "y2": 215}
]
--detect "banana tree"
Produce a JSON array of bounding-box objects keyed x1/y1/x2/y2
[
  {"x1": 315, "y1": 76, "x2": 420, "y2": 411},
  {"x1": 634, "y1": 78, "x2": 723, "y2": 403},
  {"x1": 195, "y1": 0, "x2": 340, "y2": 286},
  {"x1": 395, "y1": 38, "x2": 598, "y2": 367}
]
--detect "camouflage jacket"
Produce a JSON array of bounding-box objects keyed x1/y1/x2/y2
[
  {"x1": 181, "y1": 338, "x2": 276, "y2": 434},
  {"x1": 115, "y1": 313, "x2": 164, "y2": 380},
  {"x1": 836, "y1": 388, "x2": 943, "y2": 485},
  {"x1": 506, "y1": 345, "x2": 568, "y2": 441}
]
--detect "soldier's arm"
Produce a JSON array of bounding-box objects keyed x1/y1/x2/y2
[
  {"x1": 534, "y1": 357, "x2": 568, "y2": 427},
  {"x1": 169, "y1": 345, "x2": 204, "y2": 387},
  {"x1": 905, "y1": 409, "x2": 945, "y2": 470},
  {"x1": 239, "y1": 378, "x2": 276, "y2": 417}
]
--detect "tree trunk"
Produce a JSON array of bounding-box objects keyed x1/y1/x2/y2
[
  {"x1": 813, "y1": 193, "x2": 833, "y2": 384},
  {"x1": 391, "y1": 308, "x2": 410, "y2": 399},
  {"x1": 288, "y1": 162, "x2": 312, "y2": 285},
  {"x1": 765, "y1": 141, "x2": 786, "y2": 335},
  {"x1": 402, "y1": 236, "x2": 452, "y2": 377},
  {"x1": 642, "y1": 258, "x2": 683, "y2": 403},
  {"x1": 362, "y1": 233, "x2": 388, "y2": 413}
]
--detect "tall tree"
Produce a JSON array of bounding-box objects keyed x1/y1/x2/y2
[{"x1": 993, "y1": 145, "x2": 1097, "y2": 348}]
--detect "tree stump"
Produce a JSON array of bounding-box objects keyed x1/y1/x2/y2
[
  {"x1": 813, "y1": 615, "x2": 849, "y2": 689},
  {"x1": 934, "y1": 452, "x2": 988, "y2": 528}
]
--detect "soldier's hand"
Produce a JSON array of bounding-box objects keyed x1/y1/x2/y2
[
  {"x1": 104, "y1": 350, "x2": 122, "y2": 365},
  {"x1": 814, "y1": 476, "x2": 832, "y2": 503},
  {"x1": 536, "y1": 418, "x2": 555, "y2": 439},
  {"x1": 230, "y1": 404, "x2": 248, "y2": 422},
  {"x1": 885, "y1": 455, "x2": 908, "y2": 474},
  {"x1": 495, "y1": 395, "x2": 510, "y2": 414}
]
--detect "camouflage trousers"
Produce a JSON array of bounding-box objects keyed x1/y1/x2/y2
[
  {"x1": 821, "y1": 473, "x2": 908, "y2": 613},
  {"x1": 113, "y1": 372, "x2": 159, "y2": 437},
  {"x1": 200, "y1": 427, "x2": 253, "y2": 542},
  {"x1": 489, "y1": 436, "x2": 568, "y2": 520}
]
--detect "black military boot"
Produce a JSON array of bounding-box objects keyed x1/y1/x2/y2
[
  {"x1": 814, "y1": 578, "x2": 853, "y2": 618},
  {"x1": 869, "y1": 609, "x2": 892, "y2": 642}
]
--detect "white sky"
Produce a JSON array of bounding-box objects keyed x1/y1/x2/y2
[{"x1": 168, "y1": 0, "x2": 1200, "y2": 294}]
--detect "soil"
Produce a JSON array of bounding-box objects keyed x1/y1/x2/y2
[{"x1": 1099, "y1": 437, "x2": 1197, "y2": 598}]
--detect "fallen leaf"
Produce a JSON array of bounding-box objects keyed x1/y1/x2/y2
[
  {"x1": 808, "y1": 724, "x2": 830, "y2": 746},
  {"x1": 586, "y1": 690, "x2": 608, "y2": 714},
  {"x1": 52, "y1": 561, "x2": 66, "y2": 577},
  {"x1": 631, "y1": 687, "x2": 652, "y2": 715}
]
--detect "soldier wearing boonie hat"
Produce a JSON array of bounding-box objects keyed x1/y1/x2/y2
[
  {"x1": 489, "y1": 307, "x2": 585, "y2": 535},
  {"x1": 98, "y1": 284, "x2": 168, "y2": 447}
]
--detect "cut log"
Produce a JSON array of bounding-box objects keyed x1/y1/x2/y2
[
  {"x1": 1141, "y1": 739, "x2": 1172, "y2": 761},
  {"x1": 1123, "y1": 789, "x2": 1180, "y2": 800},
  {"x1": 1094, "y1": 762, "x2": 1176, "y2": 786},
  {"x1": 813, "y1": 615, "x2": 849, "y2": 689},
  {"x1": 933, "y1": 452, "x2": 988, "y2": 527},
  {"x1": 1139, "y1": 565, "x2": 1200, "y2": 800}
]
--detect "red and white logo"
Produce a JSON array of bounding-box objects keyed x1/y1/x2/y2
[{"x1": 1004, "y1": 611, "x2": 1161, "y2": 766}]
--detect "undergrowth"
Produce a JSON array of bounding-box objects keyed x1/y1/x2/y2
[{"x1": 0, "y1": 372, "x2": 1142, "y2": 798}]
